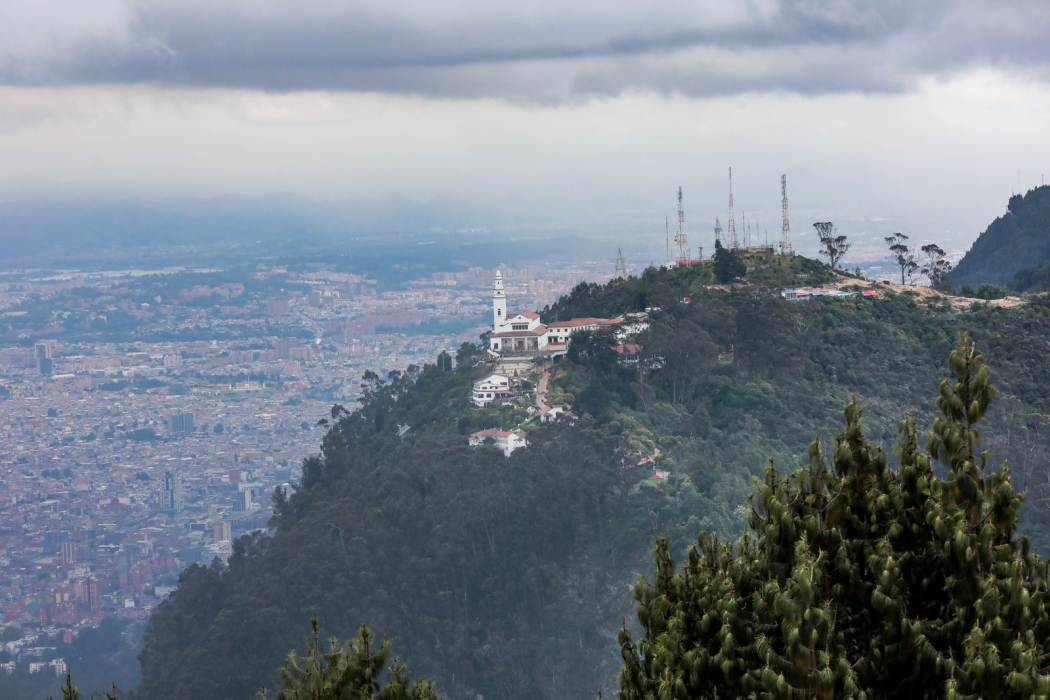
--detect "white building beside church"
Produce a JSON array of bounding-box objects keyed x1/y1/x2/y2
[{"x1": 488, "y1": 268, "x2": 620, "y2": 355}]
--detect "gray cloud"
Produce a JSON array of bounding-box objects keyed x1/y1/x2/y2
[{"x1": 1, "y1": 1, "x2": 1049, "y2": 100}]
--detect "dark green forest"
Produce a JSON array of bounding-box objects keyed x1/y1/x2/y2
[
  {"x1": 621, "y1": 338, "x2": 1050, "y2": 698},
  {"x1": 130, "y1": 254, "x2": 1050, "y2": 700},
  {"x1": 953, "y1": 185, "x2": 1050, "y2": 288}
]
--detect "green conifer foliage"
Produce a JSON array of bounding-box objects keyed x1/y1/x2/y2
[
  {"x1": 49, "y1": 674, "x2": 120, "y2": 700},
  {"x1": 260, "y1": 616, "x2": 445, "y2": 700},
  {"x1": 618, "y1": 334, "x2": 1050, "y2": 699}
]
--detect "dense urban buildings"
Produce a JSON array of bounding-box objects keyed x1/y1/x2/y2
[{"x1": 0, "y1": 252, "x2": 619, "y2": 679}]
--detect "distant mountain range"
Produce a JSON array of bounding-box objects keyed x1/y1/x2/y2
[{"x1": 952, "y1": 185, "x2": 1050, "y2": 288}]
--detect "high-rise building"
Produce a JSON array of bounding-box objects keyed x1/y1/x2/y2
[
  {"x1": 86, "y1": 577, "x2": 102, "y2": 611},
  {"x1": 35, "y1": 343, "x2": 54, "y2": 375},
  {"x1": 234, "y1": 489, "x2": 252, "y2": 513},
  {"x1": 266, "y1": 299, "x2": 291, "y2": 315},
  {"x1": 213, "y1": 521, "x2": 232, "y2": 542},
  {"x1": 163, "y1": 471, "x2": 183, "y2": 514},
  {"x1": 167, "y1": 412, "x2": 195, "y2": 435},
  {"x1": 60, "y1": 542, "x2": 76, "y2": 565}
]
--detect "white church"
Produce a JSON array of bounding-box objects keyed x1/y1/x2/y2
[{"x1": 489, "y1": 268, "x2": 618, "y2": 355}]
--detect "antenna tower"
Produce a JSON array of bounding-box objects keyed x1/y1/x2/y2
[
  {"x1": 780, "y1": 174, "x2": 792, "y2": 255},
  {"x1": 714, "y1": 217, "x2": 722, "y2": 246},
  {"x1": 614, "y1": 248, "x2": 629, "y2": 279},
  {"x1": 727, "y1": 167, "x2": 738, "y2": 250},
  {"x1": 675, "y1": 186, "x2": 689, "y2": 264},
  {"x1": 665, "y1": 216, "x2": 670, "y2": 266}
]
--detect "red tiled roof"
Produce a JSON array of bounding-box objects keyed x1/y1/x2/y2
[
  {"x1": 471, "y1": 429, "x2": 511, "y2": 438},
  {"x1": 470, "y1": 429, "x2": 527, "y2": 439},
  {"x1": 548, "y1": 317, "x2": 621, "y2": 329},
  {"x1": 493, "y1": 324, "x2": 548, "y2": 338},
  {"x1": 548, "y1": 318, "x2": 599, "y2": 328}
]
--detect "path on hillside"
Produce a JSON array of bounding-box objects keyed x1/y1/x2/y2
[{"x1": 536, "y1": 370, "x2": 550, "y2": 411}]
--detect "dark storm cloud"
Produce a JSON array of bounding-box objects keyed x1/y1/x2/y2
[{"x1": 2, "y1": 0, "x2": 1049, "y2": 100}]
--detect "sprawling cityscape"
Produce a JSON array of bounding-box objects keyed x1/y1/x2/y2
[{"x1": 0, "y1": 252, "x2": 617, "y2": 679}]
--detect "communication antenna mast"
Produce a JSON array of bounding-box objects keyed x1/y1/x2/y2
[
  {"x1": 675, "y1": 186, "x2": 689, "y2": 264},
  {"x1": 743, "y1": 209, "x2": 749, "y2": 249},
  {"x1": 665, "y1": 216, "x2": 670, "y2": 266},
  {"x1": 780, "y1": 174, "x2": 792, "y2": 255},
  {"x1": 727, "y1": 167, "x2": 738, "y2": 250},
  {"x1": 714, "y1": 217, "x2": 722, "y2": 246},
  {"x1": 614, "y1": 248, "x2": 629, "y2": 279}
]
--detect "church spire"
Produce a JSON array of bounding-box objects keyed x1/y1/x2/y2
[{"x1": 493, "y1": 267, "x2": 507, "y2": 332}]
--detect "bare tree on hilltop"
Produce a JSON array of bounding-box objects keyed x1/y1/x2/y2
[
  {"x1": 886, "y1": 232, "x2": 919, "y2": 285},
  {"x1": 813, "y1": 221, "x2": 850, "y2": 270}
]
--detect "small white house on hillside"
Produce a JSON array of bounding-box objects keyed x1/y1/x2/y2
[
  {"x1": 472, "y1": 373, "x2": 513, "y2": 408},
  {"x1": 539, "y1": 405, "x2": 575, "y2": 423},
  {"x1": 468, "y1": 428, "x2": 527, "y2": 457}
]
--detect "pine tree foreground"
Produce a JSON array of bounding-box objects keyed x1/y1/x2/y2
[
  {"x1": 257, "y1": 616, "x2": 444, "y2": 700},
  {"x1": 619, "y1": 335, "x2": 1050, "y2": 699},
  {"x1": 49, "y1": 675, "x2": 119, "y2": 700},
  {"x1": 53, "y1": 618, "x2": 443, "y2": 700}
]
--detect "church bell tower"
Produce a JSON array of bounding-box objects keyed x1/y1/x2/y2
[{"x1": 493, "y1": 268, "x2": 507, "y2": 332}]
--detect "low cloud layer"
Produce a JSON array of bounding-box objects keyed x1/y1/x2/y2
[{"x1": 3, "y1": 1, "x2": 1050, "y2": 101}]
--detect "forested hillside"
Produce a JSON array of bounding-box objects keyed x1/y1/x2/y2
[
  {"x1": 621, "y1": 338, "x2": 1050, "y2": 698},
  {"x1": 139, "y1": 258, "x2": 1050, "y2": 700},
  {"x1": 952, "y1": 185, "x2": 1050, "y2": 287}
]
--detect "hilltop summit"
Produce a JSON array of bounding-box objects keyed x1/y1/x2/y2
[{"x1": 952, "y1": 185, "x2": 1050, "y2": 288}]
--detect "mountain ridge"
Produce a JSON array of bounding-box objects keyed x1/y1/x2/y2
[
  {"x1": 952, "y1": 185, "x2": 1050, "y2": 288},
  {"x1": 133, "y1": 255, "x2": 1050, "y2": 700}
]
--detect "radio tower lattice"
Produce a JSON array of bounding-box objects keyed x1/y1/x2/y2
[
  {"x1": 727, "y1": 167, "x2": 738, "y2": 251},
  {"x1": 780, "y1": 173, "x2": 793, "y2": 255},
  {"x1": 714, "y1": 217, "x2": 722, "y2": 246},
  {"x1": 614, "y1": 247, "x2": 629, "y2": 279},
  {"x1": 665, "y1": 216, "x2": 670, "y2": 266},
  {"x1": 675, "y1": 186, "x2": 690, "y2": 264}
]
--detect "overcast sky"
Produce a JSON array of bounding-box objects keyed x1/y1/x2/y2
[{"x1": 2, "y1": 0, "x2": 1050, "y2": 252}]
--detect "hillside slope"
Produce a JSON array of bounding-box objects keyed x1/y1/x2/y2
[
  {"x1": 952, "y1": 185, "x2": 1050, "y2": 287},
  {"x1": 139, "y1": 257, "x2": 1050, "y2": 700}
]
